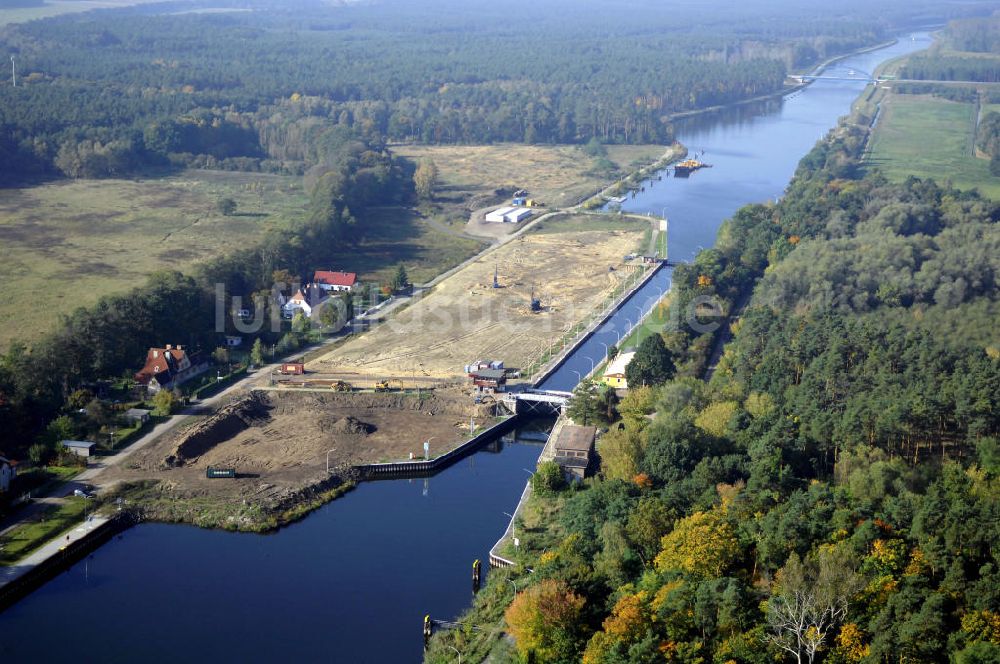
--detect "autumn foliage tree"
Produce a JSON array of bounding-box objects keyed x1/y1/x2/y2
[
  {"x1": 505, "y1": 579, "x2": 587, "y2": 663},
  {"x1": 414, "y1": 158, "x2": 438, "y2": 201},
  {"x1": 654, "y1": 508, "x2": 740, "y2": 578}
]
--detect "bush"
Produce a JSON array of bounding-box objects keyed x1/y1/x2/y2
[
  {"x1": 151, "y1": 389, "x2": 180, "y2": 416},
  {"x1": 532, "y1": 461, "x2": 566, "y2": 495}
]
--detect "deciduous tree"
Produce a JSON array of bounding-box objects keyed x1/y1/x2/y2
[{"x1": 505, "y1": 579, "x2": 587, "y2": 663}]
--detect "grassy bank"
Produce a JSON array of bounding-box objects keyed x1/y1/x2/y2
[{"x1": 0, "y1": 498, "x2": 88, "y2": 565}]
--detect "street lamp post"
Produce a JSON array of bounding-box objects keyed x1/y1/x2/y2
[
  {"x1": 570, "y1": 369, "x2": 582, "y2": 384},
  {"x1": 503, "y1": 511, "x2": 517, "y2": 546},
  {"x1": 447, "y1": 645, "x2": 462, "y2": 663}
]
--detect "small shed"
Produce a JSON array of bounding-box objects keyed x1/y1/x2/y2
[
  {"x1": 280, "y1": 362, "x2": 305, "y2": 375},
  {"x1": 224, "y1": 335, "x2": 243, "y2": 347},
  {"x1": 125, "y1": 408, "x2": 151, "y2": 425},
  {"x1": 470, "y1": 368, "x2": 507, "y2": 394},
  {"x1": 62, "y1": 440, "x2": 97, "y2": 458},
  {"x1": 552, "y1": 425, "x2": 596, "y2": 480}
]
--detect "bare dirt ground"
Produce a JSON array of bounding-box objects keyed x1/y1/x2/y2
[
  {"x1": 103, "y1": 387, "x2": 486, "y2": 510},
  {"x1": 309, "y1": 215, "x2": 647, "y2": 379}
]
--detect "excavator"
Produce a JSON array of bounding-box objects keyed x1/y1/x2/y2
[{"x1": 374, "y1": 379, "x2": 403, "y2": 392}]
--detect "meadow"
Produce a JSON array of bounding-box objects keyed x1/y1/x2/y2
[
  {"x1": 0, "y1": 170, "x2": 306, "y2": 348},
  {"x1": 867, "y1": 94, "x2": 1000, "y2": 199}
]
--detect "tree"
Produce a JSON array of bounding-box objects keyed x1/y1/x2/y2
[
  {"x1": 151, "y1": 389, "x2": 179, "y2": 416},
  {"x1": 618, "y1": 385, "x2": 655, "y2": 429},
  {"x1": 212, "y1": 346, "x2": 230, "y2": 365},
  {"x1": 291, "y1": 310, "x2": 311, "y2": 334},
  {"x1": 765, "y1": 547, "x2": 863, "y2": 664},
  {"x1": 391, "y1": 263, "x2": 409, "y2": 291},
  {"x1": 626, "y1": 496, "x2": 675, "y2": 562},
  {"x1": 654, "y1": 509, "x2": 739, "y2": 577},
  {"x1": 625, "y1": 334, "x2": 675, "y2": 387},
  {"x1": 67, "y1": 388, "x2": 94, "y2": 411},
  {"x1": 505, "y1": 579, "x2": 587, "y2": 663},
  {"x1": 532, "y1": 460, "x2": 566, "y2": 495},
  {"x1": 414, "y1": 158, "x2": 438, "y2": 200},
  {"x1": 216, "y1": 197, "x2": 237, "y2": 216},
  {"x1": 566, "y1": 379, "x2": 602, "y2": 426},
  {"x1": 597, "y1": 426, "x2": 644, "y2": 481},
  {"x1": 250, "y1": 338, "x2": 265, "y2": 367}
]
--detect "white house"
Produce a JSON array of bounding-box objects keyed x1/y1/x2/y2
[
  {"x1": 0, "y1": 456, "x2": 17, "y2": 493},
  {"x1": 282, "y1": 283, "x2": 329, "y2": 319},
  {"x1": 485, "y1": 206, "x2": 533, "y2": 223},
  {"x1": 505, "y1": 208, "x2": 533, "y2": 223},
  {"x1": 314, "y1": 270, "x2": 357, "y2": 292},
  {"x1": 485, "y1": 206, "x2": 516, "y2": 223}
]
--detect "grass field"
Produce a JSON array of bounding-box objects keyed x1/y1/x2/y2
[
  {"x1": 868, "y1": 94, "x2": 1000, "y2": 199},
  {"x1": 335, "y1": 206, "x2": 486, "y2": 286},
  {"x1": 0, "y1": 170, "x2": 309, "y2": 348},
  {"x1": 392, "y1": 143, "x2": 667, "y2": 210},
  {"x1": 0, "y1": 0, "x2": 164, "y2": 26}
]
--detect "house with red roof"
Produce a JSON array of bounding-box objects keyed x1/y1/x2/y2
[
  {"x1": 134, "y1": 344, "x2": 209, "y2": 394},
  {"x1": 314, "y1": 270, "x2": 357, "y2": 293}
]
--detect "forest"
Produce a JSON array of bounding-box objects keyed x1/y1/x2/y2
[
  {"x1": 0, "y1": 0, "x2": 988, "y2": 183},
  {"x1": 428, "y1": 79, "x2": 1000, "y2": 664}
]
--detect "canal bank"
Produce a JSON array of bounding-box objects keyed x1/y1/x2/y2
[{"x1": 0, "y1": 32, "x2": 934, "y2": 664}]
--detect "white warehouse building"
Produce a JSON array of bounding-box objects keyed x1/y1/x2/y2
[{"x1": 485, "y1": 206, "x2": 533, "y2": 223}]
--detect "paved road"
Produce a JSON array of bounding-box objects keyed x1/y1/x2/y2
[{"x1": 0, "y1": 515, "x2": 109, "y2": 588}]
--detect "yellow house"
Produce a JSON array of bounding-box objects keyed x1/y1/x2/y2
[{"x1": 601, "y1": 351, "x2": 636, "y2": 389}]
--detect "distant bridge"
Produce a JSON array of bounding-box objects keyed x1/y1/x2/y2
[{"x1": 790, "y1": 67, "x2": 876, "y2": 84}]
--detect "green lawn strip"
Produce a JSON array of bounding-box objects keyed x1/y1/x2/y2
[{"x1": 0, "y1": 498, "x2": 88, "y2": 565}]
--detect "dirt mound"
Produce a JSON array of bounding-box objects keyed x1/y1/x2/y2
[
  {"x1": 329, "y1": 416, "x2": 376, "y2": 435},
  {"x1": 166, "y1": 392, "x2": 271, "y2": 467}
]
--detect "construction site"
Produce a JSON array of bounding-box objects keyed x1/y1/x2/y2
[
  {"x1": 103, "y1": 386, "x2": 492, "y2": 526},
  {"x1": 95, "y1": 212, "x2": 649, "y2": 531},
  {"x1": 308, "y1": 214, "x2": 648, "y2": 382}
]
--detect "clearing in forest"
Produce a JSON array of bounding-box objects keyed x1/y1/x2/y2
[
  {"x1": 393, "y1": 143, "x2": 667, "y2": 209},
  {"x1": 868, "y1": 94, "x2": 1000, "y2": 199}
]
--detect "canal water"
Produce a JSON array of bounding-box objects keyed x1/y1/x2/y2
[
  {"x1": 0, "y1": 33, "x2": 930, "y2": 664},
  {"x1": 538, "y1": 32, "x2": 932, "y2": 392}
]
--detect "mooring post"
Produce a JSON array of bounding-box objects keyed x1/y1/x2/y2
[
  {"x1": 423, "y1": 614, "x2": 433, "y2": 649},
  {"x1": 472, "y1": 558, "x2": 482, "y2": 593}
]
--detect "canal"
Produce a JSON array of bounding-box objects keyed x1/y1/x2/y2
[{"x1": 0, "y1": 33, "x2": 931, "y2": 664}]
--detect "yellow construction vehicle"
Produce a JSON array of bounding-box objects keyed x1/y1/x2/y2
[{"x1": 374, "y1": 379, "x2": 403, "y2": 392}]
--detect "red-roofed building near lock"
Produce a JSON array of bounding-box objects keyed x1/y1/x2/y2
[
  {"x1": 134, "y1": 344, "x2": 209, "y2": 394},
  {"x1": 314, "y1": 270, "x2": 357, "y2": 293}
]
